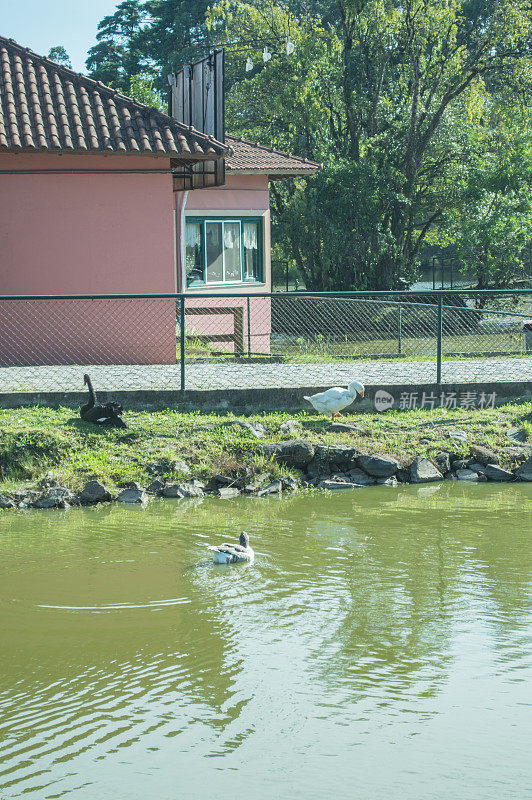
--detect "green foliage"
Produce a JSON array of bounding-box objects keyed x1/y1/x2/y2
[
  {"x1": 47, "y1": 46, "x2": 72, "y2": 67},
  {"x1": 274, "y1": 161, "x2": 413, "y2": 290},
  {"x1": 88, "y1": 0, "x2": 532, "y2": 290},
  {"x1": 128, "y1": 73, "x2": 167, "y2": 111},
  {"x1": 209, "y1": 0, "x2": 532, "y2": 289},
  {"x1": 436, "y1": 108, "x2": 532, "y2": 288},
  {"x1": 86, "y1": 0, "x2": 212, "y2": 91}
]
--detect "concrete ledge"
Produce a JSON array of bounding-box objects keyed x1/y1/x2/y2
[{"x1": 0, "y1": 381, "x2": 530, "y2": 412}]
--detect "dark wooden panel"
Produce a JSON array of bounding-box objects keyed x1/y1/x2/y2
[
  {"x1": 186, "y1": 307, "x2": 241, "y2": 316},
  {"x1": 169, "y1": 51, "x2": 225, "y2": 189},
  {"x1": 214, "y1": 49, "x2": 224, "y2": 143},
  {"x1": 186, "y1": 334, "x2": 235, "y2": 342},
  {"x1": 169, "y1": 51, "x2": 224, "y2": 142}
]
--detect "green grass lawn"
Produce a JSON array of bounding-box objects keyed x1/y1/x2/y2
[
  {"x1": 271, "y1": 332, "x2": 528, "y2": 361},
  {"x1": 0, "y1": 403, "x2": 530, "y2": 494},
  {"x1": 186, "y1": 332, "x2": 529, "y2": 362}
]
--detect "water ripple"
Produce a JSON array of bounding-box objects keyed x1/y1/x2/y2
[
  {"x1": 36, "y1": 597, "x2": 191, "y2": 611},
  {"x1": 0, "y1": 484, "x2": 531, "y2": 798}
]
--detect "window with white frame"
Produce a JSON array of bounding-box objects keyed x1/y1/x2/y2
[{"x1": 185, "y1": 217, "x2": 263, "y2": 286}]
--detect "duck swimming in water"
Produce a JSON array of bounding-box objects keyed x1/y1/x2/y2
[{"x1": 208, "y1": 531, "x2": 254, "y2": 564}]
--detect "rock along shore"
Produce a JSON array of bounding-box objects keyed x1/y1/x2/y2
[{"x1": 1, "y1": 438, "x2": 531, "y2": 512}]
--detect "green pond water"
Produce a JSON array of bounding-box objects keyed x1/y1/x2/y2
[{"x1": 1, "y1": 483, "x2": 532, "y2": 800}]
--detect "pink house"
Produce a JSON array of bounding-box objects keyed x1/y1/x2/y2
[{"x1": 0, "y1": 36, "x2": 319, "y2": 365}]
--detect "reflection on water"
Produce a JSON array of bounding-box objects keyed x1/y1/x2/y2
[{"x1": 1, "y1": 483, "x2": 531, "y2": 800}]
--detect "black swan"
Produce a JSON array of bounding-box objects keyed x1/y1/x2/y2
[{"x1": 80, "y1": 374, "x2": 128, "y2": 428}]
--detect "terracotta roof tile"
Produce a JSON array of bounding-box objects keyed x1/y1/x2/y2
[
  {"x1": 225, "y1": 135, "x2": 320, "y2": 176},
  {"x1": 0, "y1": 35, "x2": 230, "y2": 159}
]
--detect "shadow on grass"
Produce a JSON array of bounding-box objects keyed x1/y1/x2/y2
[
  {"x1": 298, "y1": 419, "x2": 335, "y2": 435},
  {"x1": 297, "y1": 414, "x2": 369, "y2": 436},
  {"x1": 65, "y1": 417, "x2": 138, "y2": 439}
]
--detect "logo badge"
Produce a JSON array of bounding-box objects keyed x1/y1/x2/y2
[{"x1": 374, "y1": 390, "x2": 394, "y2": 412}]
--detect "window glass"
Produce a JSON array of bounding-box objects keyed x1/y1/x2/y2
[
  {"x1": 205, "y1": 222, "x2": 223, "y2": 282},
  {"x1": 186, "y1": 218, "x2": 262, "y2": 286},
  {"x1": 185, "y1": 222, "x2": 203, "y2": 284},
  {"x1": 243, "y1": 221, "x2": 259, "y2": 280},
  {"x1": 224, "y1": 222, "x2": 242, "y2": 281}
]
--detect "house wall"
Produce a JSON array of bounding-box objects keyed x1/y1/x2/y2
[
  {"x1": 0, "y1": 153, "x2": 177, "y2": 365},
  {"x1": 176, "y1": 173, "x2": 272, "y2": 354}
]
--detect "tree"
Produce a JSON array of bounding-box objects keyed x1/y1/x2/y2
[
  {"x1": 209, "y1": 0, "x2": 532, "y2": 289},
  {"x1": 135, "y1": 0, "x2": 213, "y2": 83},
  {"x1": 437, "y1": 106, "x2": 532, "y2": 289},
  {"x1": 47, "y1": 46, "x2": 72, "y2": 68},
  {"x1": 86, "y1": 0, "x2": 149, "y2": 89},
  {"x1": 128, "y1": 73, "x2": 168, "y2": 111},
  {"x1": 88, "y1": 0, "x2": 532, "y2": 290},
  {"x1": 86, "y1": 0, "x2": 212, "y2": 91}
]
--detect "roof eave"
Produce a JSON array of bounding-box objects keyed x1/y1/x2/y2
[
  {"x1": 1, "y1": 146, "x2": 228, "y2": 160},
  {"x1": 170, "y1": 151, "x2": 228, "y2": 162},
  {"x1": 227, "y1": 167, "x2": 320, "y2": 177}
]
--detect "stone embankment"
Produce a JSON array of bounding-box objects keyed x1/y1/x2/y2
[{"x1": 1, "y1": 438, "x2": 531, "y2": 512}]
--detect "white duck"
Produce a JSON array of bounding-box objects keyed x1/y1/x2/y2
[
  {"x1": 208, "y1": 531, "x2": 254, "y2": 564},
  {"x1": 304, "y1": 381, "x2": 365, "y2": 419}
]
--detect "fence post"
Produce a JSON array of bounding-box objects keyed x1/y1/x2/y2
[
  {"x1": 247, "y1": 296, "x2": 251, "y2": 355},
  {"x1": 398, "y1": 304, "x2": 402, "y2": 355},
  {"x1": 234, "y1": 307, "x2": 245, "y2": 355},
  {"x1": 436, "y1": 292, "x2": 443, "y2": 385},
  {"x1": 180, "y1": 295, "x2": 186, "y2": 392}
]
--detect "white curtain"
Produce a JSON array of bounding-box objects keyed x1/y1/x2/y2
[
  {"x1": 186, "y1": 222, "x2": 201, "y2": 248},
  {"x1": 244, "y1": 223, "x2": 258, "y2": 250},
  {"x1": 224, "y1": 225, "x2": 236, "y2": 248}
]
